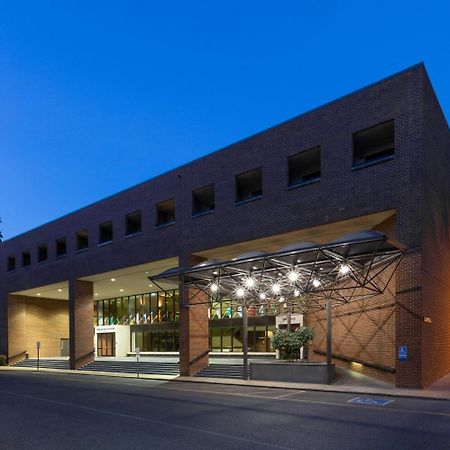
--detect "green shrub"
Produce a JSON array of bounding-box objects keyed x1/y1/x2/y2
[
  {"x1": 0, "y1": 355, "x2": 7, "y2": 366},
  {"x1": 272, "y1": 326, "x2": 315, "y2": 361}
]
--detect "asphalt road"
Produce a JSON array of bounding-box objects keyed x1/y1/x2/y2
[{"x1": 0, "y1": 372, "x2": 449, "y2": 449}]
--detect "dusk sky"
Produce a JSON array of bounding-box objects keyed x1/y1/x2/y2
[{"x1": 1, "y1": 1, "x2": 449, "y2": 239}]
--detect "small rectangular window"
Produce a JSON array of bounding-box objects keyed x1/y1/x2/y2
[
  {"x1": 56, "y1": 238, "x2": 67, "y2": 257},
  {"x1": 353, "y1": 120, "x2": 395, "y2": 167},
  {"x1": 22, "y1": 251, "x2": 31, "y2": 267},
  {"x1": 125, "y1": 210, "x2": 142, "y2": 236},
  {"x1": 99, "y1": 221, "x2": 113, "y2": 244},
  {"x1": 156, "y1": 199, "x2": 175, "y2": 227},
  {"x1": 235, "y1": 168, "x2": 262, "y2": 203},
  {"x1": 38, "y1": 244, "x2": 48, "y2": 262},
  {"x1": 7, "y1": 256, "x2": 15, "y2": 271},
  {"x1": 76, "y1": 230, "x2": 89, "y2": 251},
  {"x1": 288, "y1": 146, "x2": 321, "y2": 187},
  {"x1": 192, "y1": 185, "x2": 215, "y2": 216}
]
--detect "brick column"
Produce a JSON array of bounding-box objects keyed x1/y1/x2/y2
[
  {"x1": 69, "y1": 279, "x2": 95, "y2": 370},
  {"x1": 395, "y1": 250, "x2": 422, "y2": 388},
  {"x1": 0, "y1": 291, "x2": 8, "y2": 358},
  {"x1": 179, "y1": 254, "x2": 209, "y2": 376}
]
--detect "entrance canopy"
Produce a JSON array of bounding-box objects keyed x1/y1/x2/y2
[{"x1": 150, "y1": 231, "x2": 404, "y2": 313}]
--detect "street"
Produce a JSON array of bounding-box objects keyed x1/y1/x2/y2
[{"x1": 0, "y1": 372, "x2": 449, "y2": 449}]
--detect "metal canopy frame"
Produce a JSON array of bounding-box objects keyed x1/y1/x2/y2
[{"x1": 150, "y1": 233, "x2": 404, "y2": 383}]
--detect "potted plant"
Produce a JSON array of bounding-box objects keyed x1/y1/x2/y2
[{"x1": 272, "y1": 326, "x2": 315, "y2": 361}]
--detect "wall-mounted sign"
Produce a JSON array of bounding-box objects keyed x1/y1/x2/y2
[
  {"x1": 36, "y1": 341, "x2": 41, "y2": 350},
  {"x1": 96, "y1": 326, "x2": 116, "y2": 333},
  {"x1": 398, "y1": 345, "x2": 408, "y2": 362}
]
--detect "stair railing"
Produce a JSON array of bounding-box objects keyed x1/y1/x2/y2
[{"x1": 7, "y1": 350, "x2": 27, "y2": 366}]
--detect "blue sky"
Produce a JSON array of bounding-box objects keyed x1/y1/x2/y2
[{"x1": 1, "y1": 1, "x2": 449, "y2": 239}]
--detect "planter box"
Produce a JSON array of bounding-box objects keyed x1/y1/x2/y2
[{"x1": 250, "y1": 361, "x2": 335, "y2": 384}]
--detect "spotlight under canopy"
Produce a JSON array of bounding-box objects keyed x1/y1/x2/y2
[{"x1": 149, "y1": 230, "x2": 404, "y2": 314}]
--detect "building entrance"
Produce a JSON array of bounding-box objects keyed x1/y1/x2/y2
[
  {"x1": 97, "y1": 332, "x2": 116, "y2": 357},
  {"x1": 60, "y1": 338, "x2": 70, "y2": 357}
]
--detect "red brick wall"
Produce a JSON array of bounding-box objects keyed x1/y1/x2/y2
[
  {"x1": 69, "y1": 279, "x2": 94, "y2": 369},
  {"x1": 8, "y1": 294, "x2": 69, "y2": 358},
  {"x1": 420, "y1": 73, "x2": 450, "y2": 387}
]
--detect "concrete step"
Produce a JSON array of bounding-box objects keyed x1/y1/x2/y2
[
  {"x1": 13, "y1": 359, "x2": 70, "y2": 369},
  {"x1": 80, "y1": 361, "x2": 179, "y2": 375},
  {"x1": 195, "y1": 364, "x2": 247, "y2": 379}
]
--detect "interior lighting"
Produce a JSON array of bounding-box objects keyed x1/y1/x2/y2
[
  {"x1": 210, "y1": 283, "x2": 219, "y2": 293},
  {"x1": 339, "y1": 264, "x2": 350, "y2": 275},
  {"x1": 148, "y1": 284, "x2": 153, "y2": 287},
  {"x1": 119, "y1": 288, "x2": 124, "y2": 292},
  {"x1": 212, "y1": 271, "x2": 218, "y2": 275},
  {"x1": 312, "y1": 279, "x2": 320, "y2": 288},
  {"x1": 36, "y1": 293, "x2": 41, "y2": 296},
  {"x1": 294, "y1": 289, "x2": 300, "y2": 297},
  {"x1": 236, "y1": 287, "x2": 245, "y2": 298},
  {"x1": 57, "y1": 288, "x2": 63, "y2": 292},
  {"x1": 259, "y1": 292, "x2": 267, "y2": 300},
  {"x1": 110, "y1": 278, "x2": 116, "y2": 282},
  {"x1": 94, "y1": 293, "x2": 98, "y2": 296}
]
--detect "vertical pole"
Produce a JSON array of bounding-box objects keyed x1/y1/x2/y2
[
  {"x1": 287, "y1": 310, "x2": 292, "y2": 332},
  {"x1": 37, "y1": 348, "x2": 40, "y2": 372},
  {"x1": 326, "y1": 299, "x2": 333, "y2": 384},
  {"x1": 242, "y1": 305, "x2": 248, "y2": 380}
]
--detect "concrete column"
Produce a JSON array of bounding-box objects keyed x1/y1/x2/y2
[
  {"x1": 178, "y1": 254, "x2": 209, "y2": 376},
  {"x1": 69, "y1": 279, "x2": 95, "y2": 370}
]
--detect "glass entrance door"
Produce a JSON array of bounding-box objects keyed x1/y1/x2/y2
[{"x1": 97, "y1": 332, "x2": 116, "y2": 357}]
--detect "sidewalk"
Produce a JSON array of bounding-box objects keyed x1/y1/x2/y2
[{"x1": 2, "y1": 365, "x2": 449, "y2": 401}]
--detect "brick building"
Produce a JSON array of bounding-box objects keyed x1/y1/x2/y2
[{"x1": 0, "y1": 63, "x2": 449, "y2": 388}]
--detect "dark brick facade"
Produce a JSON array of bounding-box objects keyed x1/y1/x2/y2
[{"x1": 0, "y1": 63, "x2": 448, "y2": 388}]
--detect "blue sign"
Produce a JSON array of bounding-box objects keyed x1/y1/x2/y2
[
  {"x1": 398, "y1": 345, "x2": 408, "y2": 361},
  {"x1": 348, "y1": 397, "x2": 393, "y2": 406}
]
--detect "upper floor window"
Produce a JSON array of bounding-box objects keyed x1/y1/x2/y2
[
  {"x1": 353, "y1": 120, "x2": 395, "y2": 168},
  {"x1": 22, "y1": 251, "x2": 31, "y2": 267},
  {"x1": 7, "y1": 256, "x2": 15, "y2": 271},
  {"x1": 192, "y1": 184, "x2": 215, "y2": 216},
  {"x1": 99, "y1": 221, "x2": 113, "y2": 244},
  {"x1": 56, "y1": 237, "x2": 67, "y2": 257},
  {"x1": 125, "y1": 210, "x2": 142, "y2": 236},
  {"x1": 235, "y1": 168, "x2": 262, "y2": 204},
  {"x1": 38, "y1": 244, "x2": 48, "y2": 262},
  {"x1": 288, "y1": 146, "x2": 321, "y2": 187},
  {"x1": 76, "y1": 229, "x2": 89, "y2": 251},
  {"x1": 156, "y1": 199, "x2": 175, "y2": 227}
]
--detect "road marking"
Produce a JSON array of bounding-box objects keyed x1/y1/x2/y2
[
  {"x1": 275, "y1": 391, "x2": 306, "y2": 398},
  {"x1": 156, "y1": 385, "x2": 450, "y2": 418},
  {"x1": 348, "y1": 396, "x2": 394, "y2": 406},
  {"x1": 0, "y1": 390, "x2": 293, "y2": 450}
]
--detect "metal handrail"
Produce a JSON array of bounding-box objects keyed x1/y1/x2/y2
[
  {"x1": 313, "y1": 349, "x2": 395, "y2": 373},
  {"x1": 74, "y1": 349, "x2": 95, "y2": 368},
  {"x1": 190, "y1": 349, "x2": 209, "y2": 366}
]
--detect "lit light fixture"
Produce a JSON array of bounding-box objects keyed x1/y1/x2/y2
[
  {"x1": 210, "y1": 283, "x2": 219, "y2": 293},
  {"x1": 252, "y1": 266, "x2": 258, "y2": 270},
  {"x1": 148, "y1": 284, "x2": 153, "y2": 287},
  {"x1": 339, "y1": 264, "x2": 350, "y2": 275},
  {"x1": 57, "y1": 288, "x2": 63, "y2": 292},
  {"x1": 244, "y1": 277, "x2": 256, "y2": 289},
  {"x1": 259, "y1": 292, "x2": 267, "y2": 300},
  {"x1": 36, "y1": 293, "x2": 41, "y2": 296},
  {"x1": 119, "y1": 288, "x2": 124, "y2": 292},
  {"x1": 235, "y1": 287, "x2": 245, "y2": 298},
  {"x1": 271, "y1": 283, "x2": 281, "y2": 294},
  {"x1": 212, "y1": 270, "x2": 218, "y2": 275},
  {"x1": 94, "y1": 293, "x2": 99, "y2": 296},
  {"x1": 110, "y1": 278, "x2": 116, "y2": 282},
  {"x1": 294, "y1": 289, "x2": 300, "y2": 297},
  {"x1": 288, "y1": 270, "x2": 299, "y2": 282},
  {"x1": 145, "y1": 271, "x2": 149, "y2": 275},
  {"x1": 312, "y1": 278, "x2": 320, "y2": 288}
]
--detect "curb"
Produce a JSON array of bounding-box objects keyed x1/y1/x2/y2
[{"x1": 1, "y1": 366, "x2": 449, "y2": 401}]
